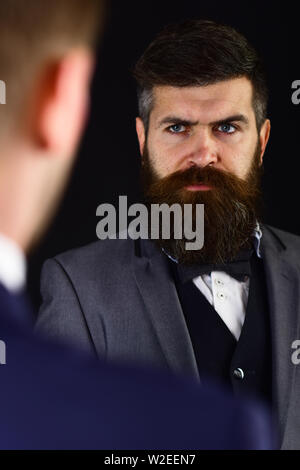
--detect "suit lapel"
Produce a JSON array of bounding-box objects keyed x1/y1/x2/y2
[
  {"x1": 132, "y1": 240, "x2": 200, "y2": 381},
  {"x1": 132, "y1": 228, "x2": 300, "y2": 445},
  {"x1": 260, "y1": 225, "x2": 300, "y2": 447}
]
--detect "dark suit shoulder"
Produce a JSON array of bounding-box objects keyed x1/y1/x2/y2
[
  {"x1": 52, "y1": 238, "x2": 135, "y2": 280},
  {"x1": 263, "y1": 224, "x2": 300, "y2": 251}
]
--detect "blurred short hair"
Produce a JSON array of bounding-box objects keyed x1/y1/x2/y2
[
  {"x1": 0, "y1": 0, "x2": 104, "y2": 127},
  {"x1": 134, "y1": 20, "x2": 268, "y2": 132}
]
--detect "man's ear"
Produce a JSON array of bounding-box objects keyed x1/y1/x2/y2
[
  {"x1": 258, "y1": 119, "x2": 271, "y2": 165},
  {"x1": 35, "y1": 48, "x2": 95, "y2": 157},
  {"x1": 136, "y1": 117, "x2": 146, "y2": 156}
]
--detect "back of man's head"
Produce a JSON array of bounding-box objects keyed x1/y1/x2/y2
[
  {"x1": 0, "y1": 0, "x2": 104, "y2": 251},
  {"x1": 0, "y1": 0, "x2": 103, "y2": 131}
]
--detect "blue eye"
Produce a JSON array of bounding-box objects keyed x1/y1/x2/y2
[
  {"x1": 218, "y1": 123, "x2": 236, "y2": 134},
  {"x1": 168, "y1": 124, "x2": 186, "y2": 133}
]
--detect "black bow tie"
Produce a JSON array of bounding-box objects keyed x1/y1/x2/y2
[{"x1": 176, "y1": 246, "x2": 254, "y2": 283}]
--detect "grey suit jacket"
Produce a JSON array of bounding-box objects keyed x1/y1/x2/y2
[{"x1": 37, "y1": 224, "x2": 300, "y2": 449}]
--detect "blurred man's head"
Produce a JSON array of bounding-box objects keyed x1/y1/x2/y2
[
  {"x1": 134, "y1": 20, "x2": 271, "y2": 264},
  {"x1": 0, "y1": 0, "x2": 104, "y2": 251}
]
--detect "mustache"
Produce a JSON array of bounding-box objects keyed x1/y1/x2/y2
[
  {"x1": 153, "y1": 165, "x2": 236, "y2": 188},
  {"x1": 143, "y1": 164, "x2": 260, "y2": 202}
]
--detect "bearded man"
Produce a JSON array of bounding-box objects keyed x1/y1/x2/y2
[{"x1": 37, "y1": 20, "x2": 300, "y2": 449}]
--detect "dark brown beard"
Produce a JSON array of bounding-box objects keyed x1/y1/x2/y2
[{"x1": 141, "y1": 141, "x2": 263, "y2": 265}]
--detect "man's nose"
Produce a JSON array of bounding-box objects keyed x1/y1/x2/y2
[{"x1": 184, "y1": 129, "x2": 218, "y2": 169}]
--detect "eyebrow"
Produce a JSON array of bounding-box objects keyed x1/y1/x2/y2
[{"x1": 157, "y1": 114, "x2": 249, "y2": 128}]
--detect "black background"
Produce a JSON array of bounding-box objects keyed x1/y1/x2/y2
[{"x1": 28, "y1": 0, "x2": 299, "y2": 307}]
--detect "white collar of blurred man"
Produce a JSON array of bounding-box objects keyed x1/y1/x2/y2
[{"x1": 0, "y1": 233, "x2": 26, "y2": 293}]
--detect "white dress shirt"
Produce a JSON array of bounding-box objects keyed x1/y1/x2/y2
[
  {"x1": 164, "y1": 223, "x2": 263, "y2": 342},
  {"x1": 0, "y1": 233, "x2": 26, "y2": 293},
  {"x1": 192, "y1": 224, "x2": 262, "y2": 341}
]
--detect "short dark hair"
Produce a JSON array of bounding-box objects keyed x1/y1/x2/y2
[
  {"x1": 0, "y1": 0, "x2": 104, "y2": 125},
  {"x1": 134, "y1": 20, "x2": 268, "y2": 132}
]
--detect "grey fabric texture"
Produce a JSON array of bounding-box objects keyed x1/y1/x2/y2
[{"x1": 36, "y1": 224, "x2": 300, "y2": 449}]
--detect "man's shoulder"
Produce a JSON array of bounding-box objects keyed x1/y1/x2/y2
[
  {"x1": 49, "y1": 237, "x2": 136, "y2": 277},
  {"x1": 263, "y1": 224, "x2": 300, "y2": 251}
]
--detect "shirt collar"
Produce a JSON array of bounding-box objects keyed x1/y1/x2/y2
[
  {"x1": 253, "y1": 221, "x2": 263, "y2": 258},
  {"x1": 0, "y1": 233, "x2": 26, "y2": 293}
]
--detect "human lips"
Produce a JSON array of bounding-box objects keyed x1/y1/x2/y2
[{"x1": 184, "y1": 183, "x2": 213, "y2": 191}]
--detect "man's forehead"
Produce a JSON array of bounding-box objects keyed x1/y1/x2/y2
[{"x1": 151, "y1": 78, "x2": 254, "y2": 123}]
